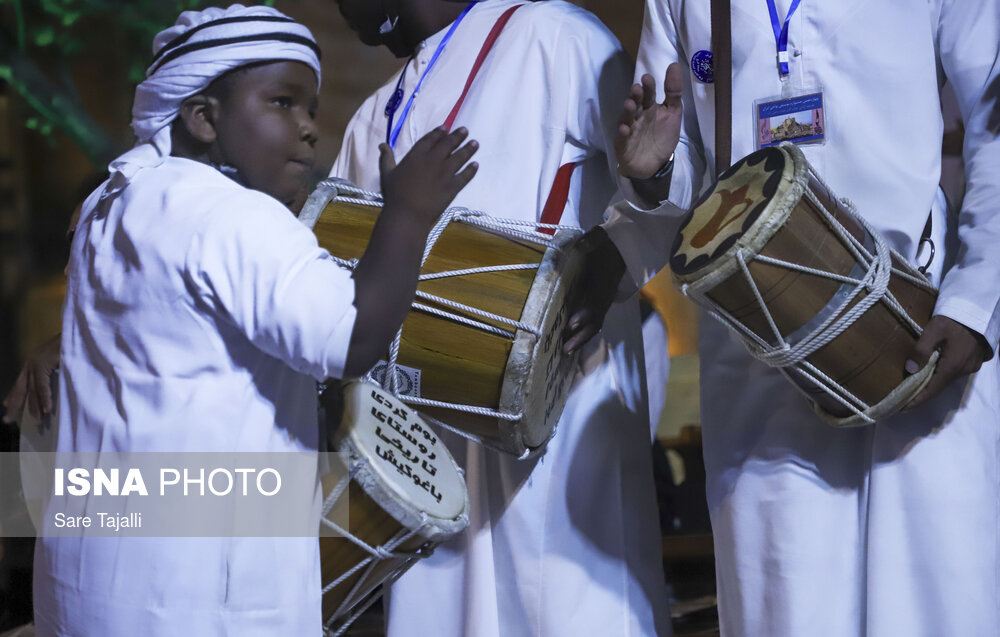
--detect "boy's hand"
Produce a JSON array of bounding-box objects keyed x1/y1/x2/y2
[
  {"x1": 379, "y1": 127, "x2": 479, "y2": 227},
  {"x1": 3, "y1": 333, "x2": 61, "y2": 424},
  {"x1": 345, "y1": 127, "x2": 478, "y2": 377}
]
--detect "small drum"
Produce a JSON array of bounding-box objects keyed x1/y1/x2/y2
[
  {"x1": 300, "y1": 180, "x2": 584, "y2": 457},
  {"x1": 669, "y1": 143, "x2": 938, "y2": 426},
  {"x1": 320, "y1": 381, "x2": 469, "y2": 635}
]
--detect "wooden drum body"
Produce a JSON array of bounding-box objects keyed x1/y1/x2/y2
[
  {"x1": 320, "y1": 381, "x2": 469, "y2": 635},
  {"x1": 669, "y1": 143, "x2": 938, "y2": 426},
  {"x1": 300, "y1": 180, "x2": 584, "y2": 457}
]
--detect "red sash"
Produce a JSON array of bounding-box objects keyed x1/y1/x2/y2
[{"x1": 443, "y1": 4, "x2": 577, "y2": 233}]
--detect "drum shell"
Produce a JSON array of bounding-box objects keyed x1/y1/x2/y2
[
  {"x1": 302, "y1": 184, "x2": 581, "y2": 456},
  {"x1": 320, "y1": 382, "x2": 469, "y2": 628},
  {"x1": 672, "y1": 145, "x2": 937, "y2": 420},
  {"x1": 319, "y1": 476, "x2": 426, "y2": 624}
]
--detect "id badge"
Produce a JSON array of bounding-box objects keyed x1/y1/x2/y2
[{"x1": 754, "y1": 90, "x2": 826, "y2": 149}]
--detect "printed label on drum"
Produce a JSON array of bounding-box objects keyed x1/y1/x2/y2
[
  {"x1": 369, "y1": 360, "x2": 421, "y2": 398},
  {"x1": 346, "y1": 384, "x2": 464, "y2": 520}
]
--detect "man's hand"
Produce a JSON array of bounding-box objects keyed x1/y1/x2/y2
[
  {"x1": 615, "y1": 63, "x2": 684, "y2": 185},
  {"x1": 562, "y1": 227, "x2": 627, "y2": 354},
  {"x1": 905, "y1": 316, "x2": 990, "y2": 408},
  {"x1": 3, "y1": 333, "x2": 61, "y2": 424}
]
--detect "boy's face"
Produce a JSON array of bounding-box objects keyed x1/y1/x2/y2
[{"x1": 212, "y1": 61, "x2": 319, "y2": 208}]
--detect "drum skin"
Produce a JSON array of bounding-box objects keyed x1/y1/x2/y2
[
  {"x1": 320, "y1": 382, "x2": 469, "y2": 628},
  {"x1": 670, "y1": 145, "x2": 937, "y2": 419}
]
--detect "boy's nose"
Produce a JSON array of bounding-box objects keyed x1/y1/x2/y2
[{"x1": 300, "y1": 117, "x2": 319, "y2": 147}]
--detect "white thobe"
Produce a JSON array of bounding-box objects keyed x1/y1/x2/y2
[
  {"x1": 34, "y1": 157, "x2": 357, "y2": 636},
  {"x1": 331, "y1": 1, "x2": 671, "y2": 635},
  {"x1": 616, "y1": 2, "x2": 1000, "y2": 636}
]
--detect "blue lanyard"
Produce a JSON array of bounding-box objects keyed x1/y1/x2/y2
[
  {"x1": 384, "y1": 1, "x2": 478, "y2": 149},
  {"x1": 384, "y1": 57, "x2": 412, "y2": 145},
  {"x1": 765, "y1": 0, "x2": 802, "y2": 75}
]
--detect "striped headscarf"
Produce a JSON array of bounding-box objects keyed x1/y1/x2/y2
[{"x1": 99, "y1": 4, "x2": 321, "y2": 200}]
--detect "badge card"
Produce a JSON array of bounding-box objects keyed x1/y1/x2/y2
[{"x1": 755, "y1": 91, "x2": 826, "y2": 149}]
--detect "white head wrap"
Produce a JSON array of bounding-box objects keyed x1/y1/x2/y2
[{"x1": 100, "y1": 4, "x2": 321, "y2": 200}]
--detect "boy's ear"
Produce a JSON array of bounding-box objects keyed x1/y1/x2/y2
[{"x1": 176, "y1": 94, "x2": 220, "y2": 144}]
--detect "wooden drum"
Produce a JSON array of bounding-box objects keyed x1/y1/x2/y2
[
  {"x1": 320, "y1": 381, "x2": 469, "y2": 635},
  {"x1": 669, "y1": 143, "x2": 938, "y2": 426},
  {"x1": 300, "y1": 179, "x2": 584, "y2": 457}
]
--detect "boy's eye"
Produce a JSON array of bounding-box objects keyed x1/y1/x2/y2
[{"x1": 271, "y1": 96, "x2": 293, "y2": 108}]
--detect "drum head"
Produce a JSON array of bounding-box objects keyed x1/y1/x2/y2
[
  {"x1": 500, "y1": 229, "x2": 585, "y2": 457},
  {"x1": 335, "y1": 381, "x2": 468, "y2": 541},
  {"x1": 671, "y1": 146, "x2": 791, "y2": 277}
]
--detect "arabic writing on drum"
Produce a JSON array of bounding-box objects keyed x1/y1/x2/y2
[{"x1": 370, "y1": 390, "x2": 443, "y2": 504}]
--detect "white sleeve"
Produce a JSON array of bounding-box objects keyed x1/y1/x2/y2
[
  {"x1": 185, "y1": 190, "x2": 357, "y2": 380},
  {"x1": 603, "y1": 200, "x2": 686, "y2": 295},
  {"x1": 934, "y1": 0, "x2": 1000, "y2": 351}
]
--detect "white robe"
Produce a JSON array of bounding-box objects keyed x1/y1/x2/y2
[
  {"x1": 617, "y1": 1, "x2": 1000, "y2": 636},
  {"x1": 331, "y1": 1, "x2": 671, "y2": 635},
  {"x1": 34, "y1": 157, "x2": 357, "y2": 636}
]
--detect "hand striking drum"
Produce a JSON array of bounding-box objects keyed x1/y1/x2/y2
[{"x1": 670, "y1": 143, "x2": 938, "y2": 426}]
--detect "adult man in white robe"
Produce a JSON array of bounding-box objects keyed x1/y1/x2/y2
[
  {"x1": 332, "y1": 1, "x2": 672, "y2": 635},
  {"x1": 611, "y1": 1, "x2": 1000, "y2": 636}
]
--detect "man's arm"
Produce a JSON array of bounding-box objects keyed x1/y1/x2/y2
[
  {"x1": 619, "y1": 0, "x2": 708, "y2": 213},
  {"x1": 905, "y1": 0, "x2": 1000, "y2": 406},
  {"x1": 553, "y1": 10, "x2": 635, "y2": 352},
  {"x1": 562, "y1": 5, "x2": 693, "y2": 351}
]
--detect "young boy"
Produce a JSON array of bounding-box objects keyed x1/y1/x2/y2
[{"x1": 32, "y1": 5, "x2": 477, "y2": 636}]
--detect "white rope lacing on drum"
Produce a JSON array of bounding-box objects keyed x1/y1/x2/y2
[
  {"x1": 321, "y1": 181, "x2": 580, "y2": 443},
  {"x1": 320, "y1": 457, "x2": 466, "y2": 636},
  {"x1": 419, "y1": 263, "x2": 539, "y2": 280},
  {"x1": 322, "y1": 510, "x2": 460, "y2": 637},
  {"x1": 320, "y1": 474, "x2": 424, "y2": 565},
  {"x1": 679, "y1": 157, "x2": 933, "y2": 425}
]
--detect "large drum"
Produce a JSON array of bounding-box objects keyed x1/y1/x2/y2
[
  {"x1": 669, "y1": 143, "x2": 938, "y2": 426},
  {"x1": 320, "y1": 381, "x2": 469, "y2": 636},
  {"x1": 300, "y1": 180, "x2": 584, "y2": 457}
]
